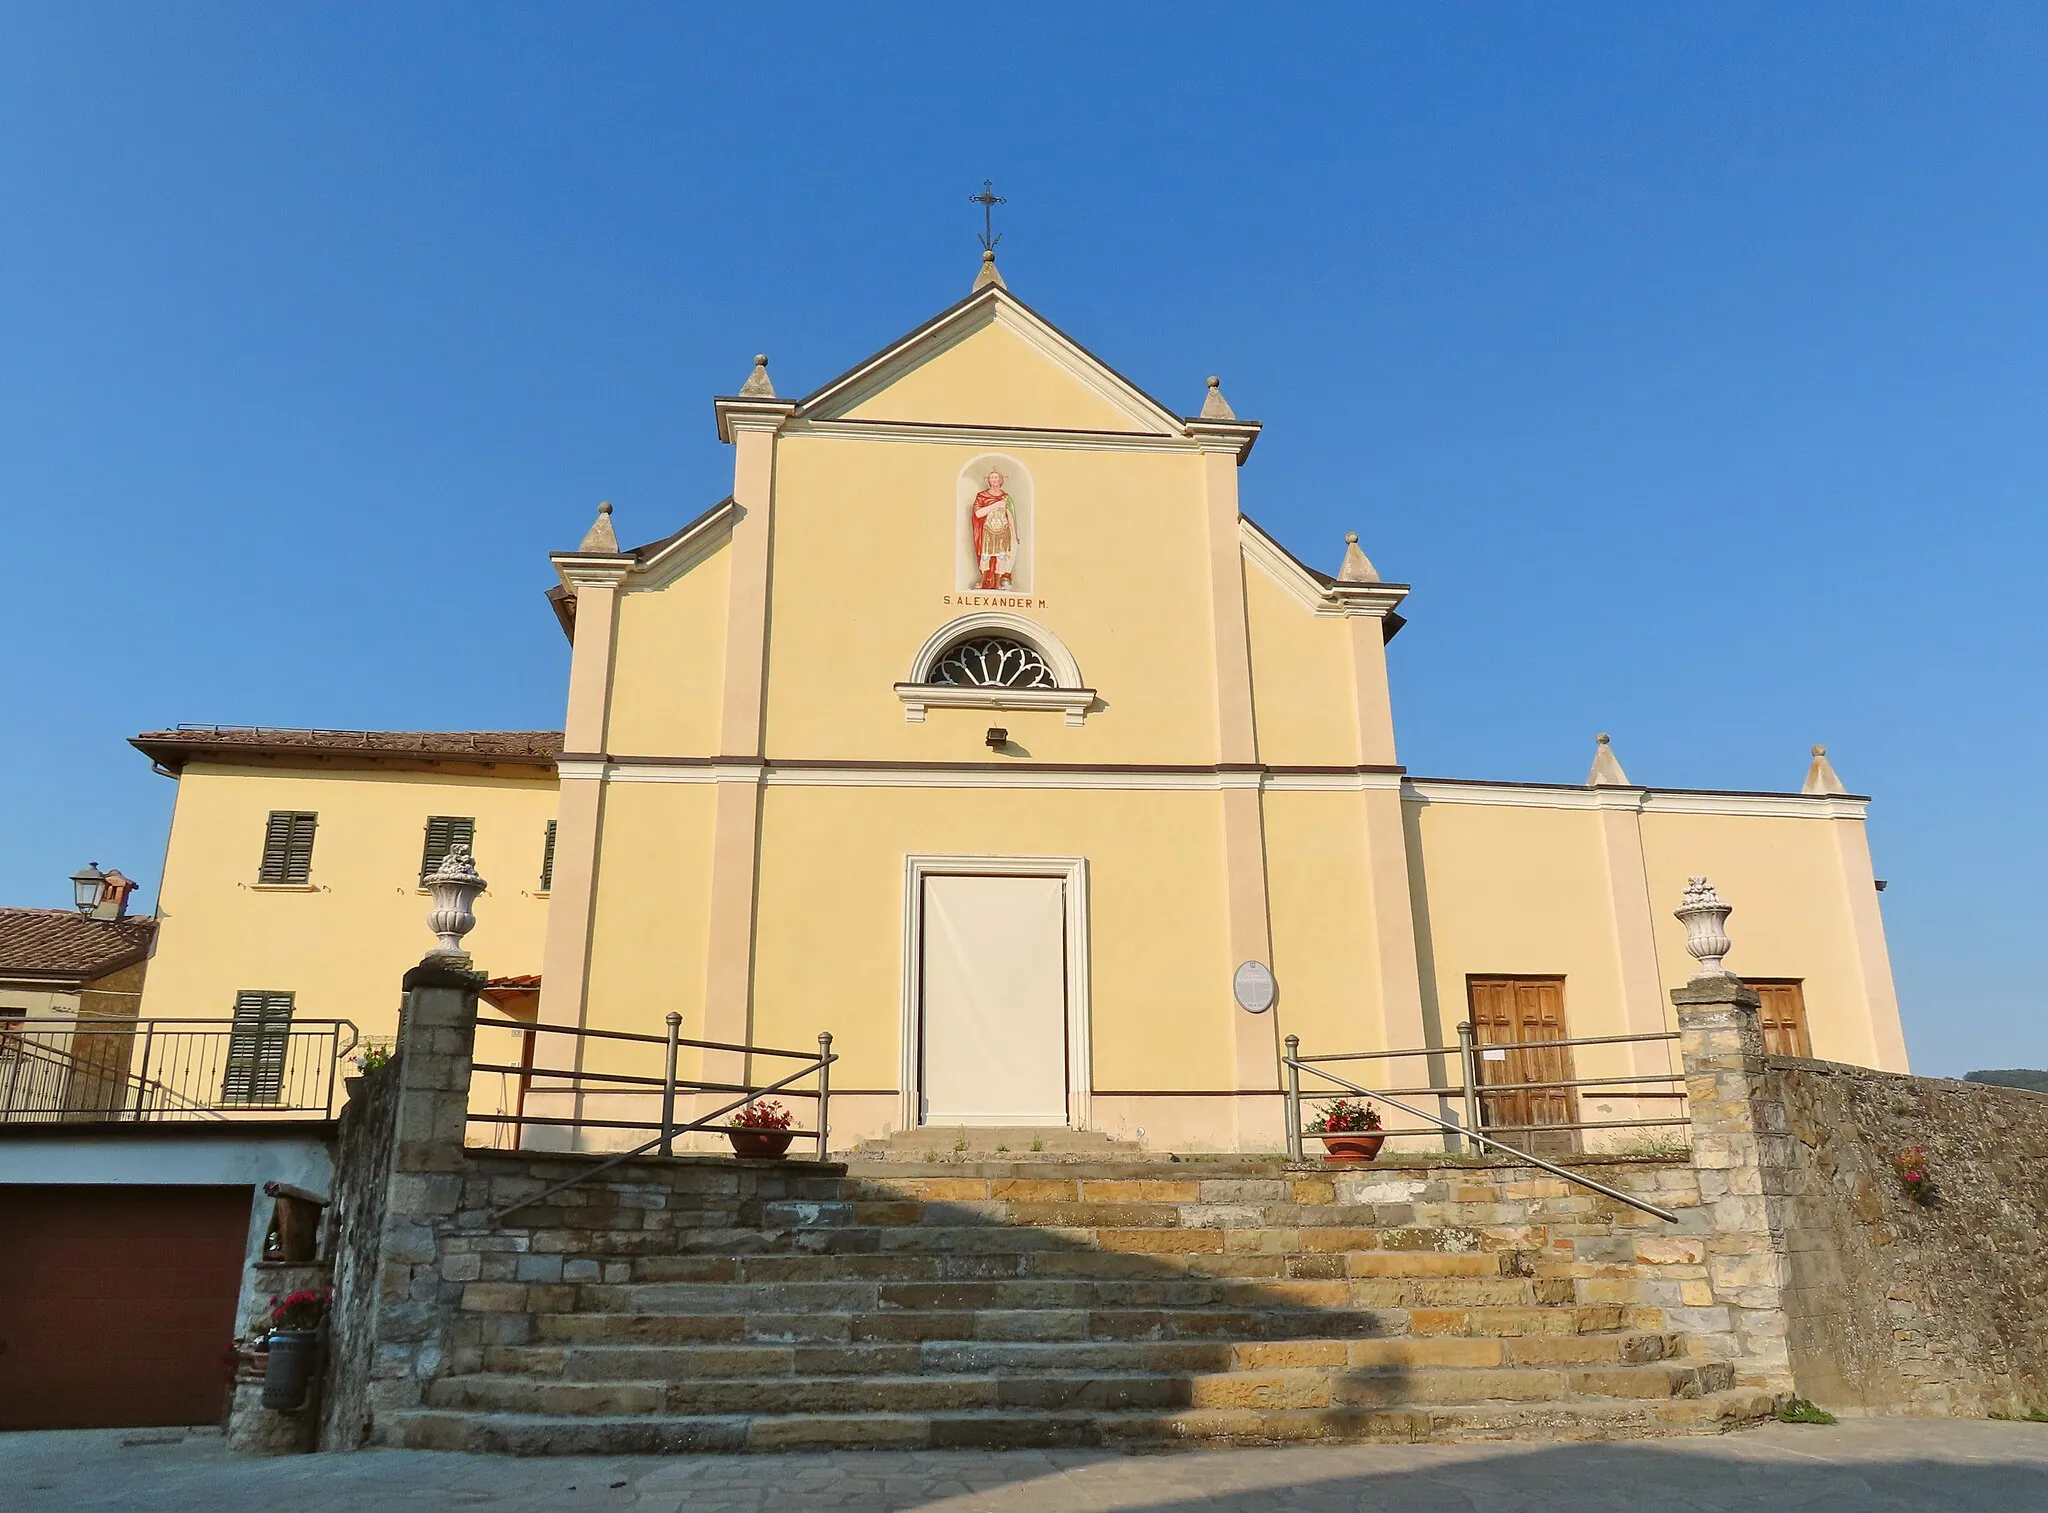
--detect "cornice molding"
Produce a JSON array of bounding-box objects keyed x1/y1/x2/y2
[
  {"x1": 712, "y1": 395, "x2": 798, "y2": 443},
  {"x1": 1403, "y1": 776, "x2": 1871, "y2": 820},
  {"x1": 779, "y1": 417, "x2": 1200, "y2": 455},
  {"x1": 549, "y1": 554, "x2": 634, "y2": 592},
  {"x1": 628, "y1": 499, "x2": 736, "y2": 591},
  {"x1": 794, "y1": 285, "x2": 1186, "y2": 437},
  {"x1": 1182, "y1": 416, "x2": 1262, "y2": 464},
  {"x1": 1239, "y1": 518, "x2": 1412, "y2": 620},
  {"x1": 893, "y1": 684, "x2": 1098, "y2": 727}
]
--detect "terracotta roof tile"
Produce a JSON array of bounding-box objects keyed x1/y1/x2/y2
[
  {"x1": 133, "y1": 727, "x2": 563, "y2": 773},
  {"x1": 0, "y1": 909, "x2": 157, "y2": 982}
]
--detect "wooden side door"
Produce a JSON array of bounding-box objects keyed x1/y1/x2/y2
[
  {"x1": 1467, "y1": 977, "x2": 1580, "y2": 1156},
  {"x1": 1752, "y1": 981, "x2": 1813, "y2": 1058}
]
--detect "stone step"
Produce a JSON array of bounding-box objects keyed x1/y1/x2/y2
[
  {"x1": 483, "y1": 1330, "x2": 1680, "y2": 1381},
  {"x1": 527, "y1": 1300, "x2": 1646, "y2": 1348},
  {"x1": 423, "y1": 1358, "x2": 1732, "y2": 1421},
  {"x1": 849, "y1": 1127, "x2": 1147, "y2": 1163},
  {"x1": 384, "y1": 1385, "x2": 1772, "y2": 1454},
  {"x1": 610, "y1": 1245, "x2": 1525, "y2": 1286},
  {"x1": 563, "y1": 1273, "x2": 1577, "y2": 1316}
]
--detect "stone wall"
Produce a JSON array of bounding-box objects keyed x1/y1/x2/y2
[
  {"x1": 319, "y1": 1056, "x2": 402, "y2": 1451},
  {"x1": 1772, "y1": 1058, "x2": 2048, "y2": 1416}
]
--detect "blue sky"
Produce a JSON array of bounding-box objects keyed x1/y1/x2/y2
[{"x1": 2, "y1": 5, "x2": 2042, "y2": 1075}]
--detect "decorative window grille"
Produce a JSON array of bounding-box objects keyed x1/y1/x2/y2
[
  {"x1": 258, "y1": 811, "x2": 318, "y2": 884},
  {"x1": 420, "y1": 816, "x2": 476, "y2": 881},
  {"x1": 222, "y1": 990, "x2": 295, "y2": 1105},
  {"x1": 929, "y1": 637, "x2": 1057, "y2": 690},
  {"x1": 540, "y1": 820, "x2": 557, "y2": 892}
]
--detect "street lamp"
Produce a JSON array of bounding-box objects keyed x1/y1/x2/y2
[{"x1": 69, "y1": 862, "x2": 105, "y2": 916}]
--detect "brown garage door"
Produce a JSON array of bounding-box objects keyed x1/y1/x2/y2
[{"x1": 0, "y1": 1185, "x2": 251, "y2": 1429}]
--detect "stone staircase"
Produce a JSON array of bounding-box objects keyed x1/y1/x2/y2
[{"x1": 386, "y1": 1153, "x2": 1773, "y2": 1454}]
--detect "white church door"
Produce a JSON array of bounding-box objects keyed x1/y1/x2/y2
[{"x1": 919, "y1": 874, "x2": 1069, "y2": 1126}]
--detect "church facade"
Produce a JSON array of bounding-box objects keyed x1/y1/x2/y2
[{"x1": 134, "y1": 259, "x2": 1908, "y2": 1151}]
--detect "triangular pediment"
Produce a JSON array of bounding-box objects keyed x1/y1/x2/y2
[{"x1": 798, "y1": 286, "x2": 1186, "y2": 436}]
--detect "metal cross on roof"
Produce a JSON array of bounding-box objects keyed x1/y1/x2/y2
[{"x1": 970, "y1": 179, "x2": 1006, "y2": 252}]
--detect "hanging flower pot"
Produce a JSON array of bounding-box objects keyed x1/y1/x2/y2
[
  {"x1": 1306, "y1": 1098, "x2": 1386, "y2": 1163},
  {"x1": 256, "y1": 1288, "x2": 329, "y2": 1412},
  {"x1": 726, "y1": 1099, "x2": 796, "y2": 1160},
  {"x1": 261, "y1": 1329, "x2": 320, "y2": 1411}
]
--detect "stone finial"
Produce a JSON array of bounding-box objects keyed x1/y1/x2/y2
[
  {"x1": 1200, "y1": 375, "x2": 1237, "y2": 420},
  {"x1": 1802, "y1": 743, "x2": 1848, "y2": 796},
  {"x1": 739, "y1": 354, "x2": 775, "y2": 398},
  {"x1": 424, "y1": 843, "x2": 487, "y2": 957},
  {"x1": 1675, "y1": 876, "x2": 1734, "y2": 978},
  {"x1": 1586, "y1": 732, "x2": 1632, "y2": 787},
  {"x1": 578, "y1": 500, "x2": 619, "y2": 554},
  {"x1": 973, "y1": 249, "x2": 1007, "y2": 291},
  {"x1": 1336, "y1": 531, "x2": 1380, "y2": 584}
]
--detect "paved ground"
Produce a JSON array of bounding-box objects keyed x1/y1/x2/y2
[{"x1": 6, "y1": 1419, "x2": 2048, "y2": 1511}]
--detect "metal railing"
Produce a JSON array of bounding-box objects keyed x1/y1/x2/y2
[
  {"x1": 0, "y1": 1017, "x2": 359, "y2": 1123},
  {"x1": 468, "y1": 1011, "x2": 838, "y2": 1223},
  {"x1": 1283, "y1": 1026, "x2": 1689, "y2": 1223}
]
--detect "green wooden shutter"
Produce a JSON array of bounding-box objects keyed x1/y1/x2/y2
[
  {"x1": 540, "y1": 820, "x2": 557, "y2": 892},
  {"x1": 259, "y1": 812, "x2": 317, "y2": 884},
  {"x1": 420, "y1": 816, "x2": 476, "y2": 879},
  {"x1": 221, "y1": 990, "x2": 295, "y2": 1104}
]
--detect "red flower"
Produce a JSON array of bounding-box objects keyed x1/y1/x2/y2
[{"x1": 729, "y1": 1099, "x2": 794, "y2": 1131}]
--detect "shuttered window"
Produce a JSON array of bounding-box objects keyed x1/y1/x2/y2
[
  {"x1": 221, "y1": 991, "x2": 294, "y2": 1105},
  {"x1": 539, "y1": 821, "x2": 557, "y2": 892},
  {"x1": 419, "y1": 816, "x2": 476, "y2": 881},
  {"x1": 258, "y1": 812, "x2": 318, "y2": 884}
]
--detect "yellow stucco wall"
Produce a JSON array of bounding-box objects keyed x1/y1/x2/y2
[
  {"x1": 743, "y1": 784, "x2": 1237, "y2": 1097},
  {"x1": 1640, "y1": 809, "x2": 1877, "y2": 1064},
  {"x1": 761, "y1": 435, "x2": 1219, "y2": 764},
  {"x1": 605, "y1": 542, "x2": 732, "y2": 758},
  {"x1": 144, "y1": 763, "x2": 556, "y2": 1043},
  {"x1": 1261, "y1": 790, "x2": 1382, "y2": 1058},
  {"x1": 1244, "y1": 560, "x2": 1360, "y2": 766},
  {"x1": 838, "y1": 315, "x2": 1153, "y2": 433},
  {"x1": 1407, "y1": 797, "x2": 1629, "y2": 1040}
]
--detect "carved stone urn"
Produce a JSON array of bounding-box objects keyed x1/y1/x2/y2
[
  {"x1": 424, "y1": 843, "x2": 487, "y2": 955},
  {"x1": 1674, "y1": 875, "x2": 1734, "y2": 977}
]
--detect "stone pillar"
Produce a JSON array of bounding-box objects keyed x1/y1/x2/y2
[
  {"x1": 1675, "y1": 971, "x2": 1796, "y2": 1394},
  {"x1": 362, "y1": 953, "x2": 482, "y2": 1430}
]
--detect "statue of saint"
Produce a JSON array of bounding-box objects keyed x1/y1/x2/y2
[{"x1": 970, "y1": 470, "x2": 1017, "y2": 590}]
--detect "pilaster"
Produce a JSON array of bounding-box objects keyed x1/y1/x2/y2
[
  {"x1": 536, "y1": 555, "x2": 631, "y2": 1053},
  {"x1": 704, "y1": 397, "x2": 795, "y2": 1081},
  {"x1": 1192, "y1": 426, "x2": 1278, "y2": 1112},
  {"x1": 1592, "y1": 786, "x2": 1673, "y2": 1078},
  {"x1": 1675, "y1": 973, "x2": 1797, "y2": 1394},
  {"x1": 1339, "y1": 589, "x2": 1425, "y2": 1056},
  {"x1": 1828, "y1": 809, "x2": 1909, "y2": 1071}
]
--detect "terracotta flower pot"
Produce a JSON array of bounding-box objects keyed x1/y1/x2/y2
[
  {"x1": 1319, "y1": 1132, "x2": 1386, "y2": 1163},
  {"x1": 727, "y1": 1129, "x2": 795, "y2": 1160}
]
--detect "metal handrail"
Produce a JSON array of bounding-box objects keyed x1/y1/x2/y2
[
  {"x1": 1, "y1": 1017, "x2": 356, "y2": 1122},
  {"x1": 477, "y1": 1012, "x2": 837, "y2": 1224},
  {"x1": 1282, "y1": 1042, "x2": 1678, "y2": 1223},
  {"x1": 1293, "y1": 1029, "x2": 1680, "y2": 1063}
]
